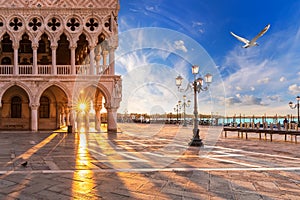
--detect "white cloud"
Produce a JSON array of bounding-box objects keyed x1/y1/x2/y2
[
  {"x1": 220, "y1": 22, "x2": 300, "y2": 115},
  {"x1": 257, "y1": 77, "x2": 270, "y2": 84},
  {"x1": 235, "y1": 86, "x2": 242, "y2": 91},
  {"x1": 192, "y1": 21, "x2": 204, "y2": 33},
  {"x1": 192, "y1": 21, "x2": 203, "y2": 27},
  {"x1": 279, "y1": 76, "x2": 286, "y2": 82},
  {"x1": 225, "y1": 94, "x2": 263, "y2": 106},
  {"x1": 174, "y1": 40, "x2": 188, "y2": 52},
  {"x1": 288, "y1": 84, "x2": 300, "y2": 94},
  {"x1": 267, "y1": 95, "x2": 282, "y2": 102}
]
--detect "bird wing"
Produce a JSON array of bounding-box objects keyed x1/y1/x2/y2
[
  {"x1": 251, "y1": 24, "x2": 270, "y2": 42},
  {"x1": 230, "y1": 32, "x2": 249, "y2": 44}
]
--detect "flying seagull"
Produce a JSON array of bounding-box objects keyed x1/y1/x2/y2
[{"x1": 230, "y1": 24, "x2": 270, "y2": 48}]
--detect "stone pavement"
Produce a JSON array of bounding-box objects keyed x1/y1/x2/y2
[{"x1": 0, "y1": 123, "x2": 299, "y2": 199}]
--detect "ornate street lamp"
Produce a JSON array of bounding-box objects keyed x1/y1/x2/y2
[
  {"x1": 175, "y1": 65, "x2": 212, "y2": 146},
  {"x1": 174, "y1": 101, "x2": 181, "y2": 124},
  {"x1": 182, "y1": 95, "x2": 191, "y2": 127},
  {"x1": 289, "y1": 95, "x2": 300, "y2": 125}
]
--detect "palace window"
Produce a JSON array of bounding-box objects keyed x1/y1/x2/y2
[
  {"x1": 39, "y1": 96, "x2": 50, "y2": 118},
  {"x1": 11, "y1": 96, "x2": 22, "y2": 118}
]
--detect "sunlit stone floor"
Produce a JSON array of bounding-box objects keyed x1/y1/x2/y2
[{"x1": 0, "y1": 123, "x2": 299, "y2": 199}]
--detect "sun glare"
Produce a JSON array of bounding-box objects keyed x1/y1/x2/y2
[{"x1": 79, "y1": 103, "x2": 86, "y2": 111}]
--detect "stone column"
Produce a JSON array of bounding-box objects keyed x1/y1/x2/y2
[
  {"x1": 108, "y1": 47, "x2": 115, "y2": 75},
  {"x1": 51, "y1": 45, "x2": 57, "y2": 75},
  {"x1": 70, "y1": 108, "x2": 76, "y2": 125},
  {"x1": 102, "y1": 50, "x2": 108, "y2": 73},
  {"x1": 66, "y1": 107, "x2": 70, "y2": 126},
  {"x1": 60, "y1": 107, "x2": 65, "y2": 126},
  {"x1": 106, "y1": 107, "x2": 118, "y2": 132},
  {"x1": 32, "y1": 44, "x2": 38, "y2": 74},
  {"x1": 31, "y1": 104, "x2": 39, "y2": 131},
  {"x1": 89, "y1": 46, "x2": 95, "y2": 75},
  {"x1": 95, "y1": 54, "x2": 101, "y2": 74},
  {"x1": 13, "y1": 44, "x2": 19, "y2": 75},
  {"x1": 70, "y1": 46, "x2": 76, "y2": 75},
  {"x1": 94, "y1": 104, "x2": 102, "y2": 131}
]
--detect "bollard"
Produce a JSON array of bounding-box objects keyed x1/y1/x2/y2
[{"x1": 67, "y1": 125, "x2": 72, "y2": 133}]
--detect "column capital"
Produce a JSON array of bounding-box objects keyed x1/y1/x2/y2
[
  {"x1": 102, "y1": 50, "x2": 109, "y2": 56},
  {"x1": 51, "y1": 45, "x2": 58, "y2": 50},
  {"x1": 70, "y1": 45, "x2": 77, "y2": 50},
  {"x1": 104, "y1": 102, "x2": 119, "y2": 111},
  {"x1": 89, "y1": 44, "x2": 96, "y2": 50},
  {"x1": 32, "y1": 43, "x2": 39, "y2": 50},
  {"x1": 30, "y1": 104, "x2": 40, "y2": 109},
  {"x1": 13, "y1": 43, "x2": 19, "y2": 50},
  {"x1": 108, "y1": 46, "x2": 117, "y2": 51}
]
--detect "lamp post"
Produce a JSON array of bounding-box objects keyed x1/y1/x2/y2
[
  {"x1": 182, "y1": 95, "x2": 191, "y2": 127},
  {"x1": 289, "y1": 95, "x2": 300, "y2": 125},
  {"x1": 174, "y1": 101, "x2": 181, "y2": 124},
  {"x1": 175, "y1": 65, "x2": 212, "y2": 146}
]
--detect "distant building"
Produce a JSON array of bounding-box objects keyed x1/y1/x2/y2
[{"x1": 0, "y1": 0, "x2": 121, "y2": 132}]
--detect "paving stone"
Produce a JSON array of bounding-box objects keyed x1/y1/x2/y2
[{"x1": 0, "y1": 125, "x2": 299, "y2": 199}]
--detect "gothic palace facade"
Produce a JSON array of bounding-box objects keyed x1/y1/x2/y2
[{"x1": 0, "y1": 0, "x2": 122, "y2": 132}]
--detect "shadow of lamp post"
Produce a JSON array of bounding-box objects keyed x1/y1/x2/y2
[{"x1": 175, "y1": 65, "x2": 212, "y2": 146}]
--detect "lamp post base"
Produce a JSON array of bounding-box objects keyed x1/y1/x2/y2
[
  {"x1": 189, "y1": 129, "x2": 203, "y2": 147},
  {"x1": 189, "y1": 138, "x2": 203, "y2": 146}
]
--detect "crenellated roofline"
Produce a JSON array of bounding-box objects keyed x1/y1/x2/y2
[{"x1": 0, "y1": 0, "x2": 120, "y2": 10}]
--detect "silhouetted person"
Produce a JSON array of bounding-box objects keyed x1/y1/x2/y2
[{"x1": 283, "y1": 118, "x2": 288, "y2": 129}]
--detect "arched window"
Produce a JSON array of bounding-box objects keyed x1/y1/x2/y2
[
  {"x1": 1, "y1": 57, "x2": 12, "y2": 65},
  {"x1": 2, "y1": 33, "x2": 13, "y2": 52},
  {"x1": 39, "y1": 96, "x2": 50, "y2": 118},
  {"x1": 11, "y1": 96, "x2": 22, "y2": 118}
]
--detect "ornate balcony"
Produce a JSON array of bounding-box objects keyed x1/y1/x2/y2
[{"x1": 0, "y1": 64, "x2": 110, "y2": 76}]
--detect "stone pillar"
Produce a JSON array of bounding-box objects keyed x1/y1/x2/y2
[
  {"x1": 31, "y1": 104, "x2": 39, "y2": 131},
  {"x1": 76, "y1": 111, "x2": 80, "y2": 131},
  {"x1": 95, "y1": 54, "x2": 101, "y2": 74},
  {"x1": 94, "y1": 104, "x2": 102, "y2": 131},
  {"x1": 66, "y1": 107, "x2": 70, "y2": 126},
  {"x1": 32, "y1": 44, "x2": 38, "y2": 74},
  {"x1": 108, "y1": 47, "x2": 115, "y2": 75},
  {"x1": 60, "y1": 107, "x2": 65, "y2": 126},
  {"x1": 71, "y1": 109, "x2": 76, "y2": 130},
  {"x1": 89, "y1": 46, "x2": 95, "y2": 75},
  {"x1": 13, "y1": 44, "x2": 19, "y2": 75},
  {"x1": 51, "y1": 45, "x2": 57, "y2": 75},
  {"x1": 102, "y1": 50, "x2": 108, "y2": 73},
  {"x1": 71, "y1": 46, "x2": 76, "y2": 75},
  {"x1": 106, "y1": 107, "x2": 118, "y2": 132}
]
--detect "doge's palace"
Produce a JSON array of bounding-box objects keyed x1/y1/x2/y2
[{"x1": 0, "y1": 0, "x2": 121, "y2": 132}]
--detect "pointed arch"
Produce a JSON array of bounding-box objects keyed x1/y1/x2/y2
[
  {"x1": 0, "y1": 81, "x2": 34, "y2": 107},
  {"x1": 35, "y1": 81, "x2": 71, "y2": 104}
]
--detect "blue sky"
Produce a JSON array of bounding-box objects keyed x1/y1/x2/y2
[{"x1": 115, "y1": 0, "x2": 300, "y2": 117}]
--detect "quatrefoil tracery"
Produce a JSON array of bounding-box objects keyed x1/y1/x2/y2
[
  {"x1": 9, "y1": 17, "x2": 23, "y2": 31},
  {"x1": 47, "y1": 17, "x2": 61, "y2": 31},
  {"x1": 86, "y1": 18, "x2": 99, "y2": 31},
  {"x1": 28, "y1": 18, "x2": 42, "y2": 31},
  {"x1": 67, "y1": 18, "x2": 80, "y2": 32}
]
